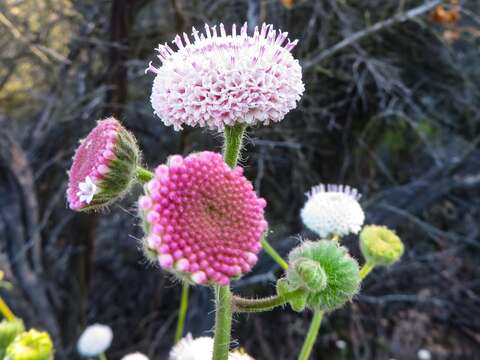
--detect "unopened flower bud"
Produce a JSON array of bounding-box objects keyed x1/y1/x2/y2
[
  {"x1": 285, "y1": 240, "x2": 360, "y2": 312},
  {"x1": 360, "y1": 225, "x2": 404, "y2": 266},
  {"x1": 6, "y1": 329, "x2": 53, "y2": 360},
  {"x1": 0, "y1": 319, "x2": 24, "y2": 359},
  {"x1": 67, "y1": 118, "x2": 141, "y2": 211}
]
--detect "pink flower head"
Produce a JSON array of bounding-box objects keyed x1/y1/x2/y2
[
  {"x1": 139, "y1": 151, "x2": 268, "y2": 285},
  {"x1": 67, "y1": 118, "x2": 139, "y2": 211},
  {"x1": 147, "y1": 23, "x2": 304, "y2": 131}
]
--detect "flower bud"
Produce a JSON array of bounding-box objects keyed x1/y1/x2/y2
[
  {"x1": 360, "y1": 225, "x2": 404, "y2": 266},
  {"x1": 0, "y1": 319, "x2": 25, "y2": 359},
  {"x1": 6, "y1": 329, "x2": 53, "y2": 360},
  {"x1": 276, "y1": 278, "x2": 307, "y2": 312},
  {"x1": 284, "y1": 240, "x2": 360, "y2": 312},
  {"x1": 67, "y1": 118, "x2": 141, "y2": 211}
]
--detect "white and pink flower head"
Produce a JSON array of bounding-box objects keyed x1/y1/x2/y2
[
  {"x1": 139, "y1": 151, "x2": 268, "y2": 285},
  {"x1": 147, "y1": 23, "x2": 304, "y2": 131},
  {"x1": 67, "y1": 118, "x2": 140, "y2": 211}
]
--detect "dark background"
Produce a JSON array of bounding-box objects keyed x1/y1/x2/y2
[{"x1": 0, "y1": 0, "x2": 479, "y2": 359}]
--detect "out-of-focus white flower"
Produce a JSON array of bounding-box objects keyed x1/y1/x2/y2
[
  {"x1": 301, "y1": 184, "x2": 365, "y2": 238},
  {"x1": 77, "y1": 324, "x2": 113, "y2": 357},
  {"x1": 229, "y1": 348, "x2": 255, "y2": 359},
  {"x1": 121, "y1": 352, "x2": 149, "y2": 360},
  {"x1": 169, "y1": 334, "x2": 213, "y2": 360},
  {"x1": 169, "y1": 334, "x2": 254, "y2": 360},
  {"x1": 335, "y1": 339, "x2": 347, "y2": 350},
  {"x1": 417, "y1": 349, "x2": 431, "y2": 360}
]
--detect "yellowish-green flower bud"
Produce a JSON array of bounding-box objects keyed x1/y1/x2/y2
[
  {"x1": 360, "y1": 225, "x2": 404, "y2": 266},
  {"x1": 0, "y1": 319, "x2": 25, "y2": 359},
  {"x1": 6, "y1": 329, "x2": 54, "y2": 360}
]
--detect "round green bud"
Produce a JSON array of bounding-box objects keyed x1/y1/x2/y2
[
  {"x1": 0, "y1": 319, "x2": 25, "y2": 359},
  {"x1": 6, "y1": 329, "x2": 54, "y2": 360},
  {"x1": 360, "y1": 225, "x2": 404, "y2": 266},
  {"x1": 286, "y1": 240, "x2": 360, "y2": 312}
]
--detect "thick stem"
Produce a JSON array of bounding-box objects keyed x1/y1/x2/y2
[
  {"x1": 260, "y1": 238, "x2": 289, "y2": 270},
  {"x1": 0, "y1": 296, "x2": 15, "y2": 321},
  {"x1": 359, "y1": 262, "x2": 375, "y2": 280},
  {"x1": 223, "y1": 124, "x2": 246, "y2": 168},
  {"x1": 211, "y1": 123, "x2": 247, "y2": 360},
  {"x1": 232, "y1": 288, "x2": 305, "y2": 313},
  {"x1": 212, "y1": 286, "x2": 233, "y2": 360},
  {"x1": 298, "y1": 310, "x2": 324, "y2": 360},
  {"x1": 174, "y1": 283, "x2": 189, "y2": 343},
  {"x1": 136, "y1": 166, "x2": 154, "y2": 183},
  {"x1": 99, "y1": 353, "x2": 107, "y2": 360}
]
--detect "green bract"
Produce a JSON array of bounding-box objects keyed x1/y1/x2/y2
[
  {"x1": 0, "y1": 319, "x2": 25, "y2": 359},
  {"x1": 6, "y1": 329, "x2": 54, "y2": 360},
  {"x1": 282, "y1": 240, "x2": 360, "y2": 312},
  {"x1": 360, "y1": 225, "x2": 404, "y2": 266}
]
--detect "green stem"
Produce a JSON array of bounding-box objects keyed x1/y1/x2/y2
[
  {"x1": 232, "y1": 288, "x2": 305, "y2": 313},
  {"x1": 174, "y1": 283, "x2": 189, "y2": 343},
  {"x1": 211, "y1": 123, "x2": 246, "y2": 360},
  {"x1": 0, "y1": 296, "x2": 15, "y2": 321},
  {"x1": 260, "y1": 238, "x2": 289, "y2": 270},
  {"x1": 298, "y1": 310, "x2": 324, "y2": 360},
  {"x1": 359, "y1": 262, "x2": 375, "y2": 280},
  {"x1": 136, "y1": 166, "x2": 154, "y2": 183},
  {"x1": 99, "y1": 353, "x2": 107, "y2": 360},
  {"x1": 212, "y1": 286, "x2": 233, "y2": 360},
  {"x1": 223, "y1": 124, "x2": 246, "y2": 168}
]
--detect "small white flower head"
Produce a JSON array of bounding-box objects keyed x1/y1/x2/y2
[
  {"x1": 77, "y1": 323, "x2": 113, "y2": 357},
  {"x1": 301, "y1": 184, "x2": 365, "y2": 238},
  {"x1": 169, "y1": 334, "x2": 213, "y2": 360},
  {"x1": 417, "y1": 349, "x2": 431, "y2": 360},
  {"x1": 122, "y1": 353, "x2": 149, "y2": 360},
  {"x1": 76, "y1": 176, "x2": 98, "y2": 204},
  {"x1": 335, "y1": 339, "x2": 347, "y2": 350}
]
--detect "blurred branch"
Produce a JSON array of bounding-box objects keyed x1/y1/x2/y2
[{"x1": 302, "y1": 0, "x2": 442, "y2": 70}]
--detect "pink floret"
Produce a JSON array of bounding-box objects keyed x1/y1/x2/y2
[
  {"x1": 140, "y1": 151, "x2": 268, "y2": 285},
  {"x1": 67, "y1": 118, "x2": 120, "y2": 210}
]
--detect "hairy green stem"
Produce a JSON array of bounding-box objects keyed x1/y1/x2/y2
[
  {"x1": 174, "y1": 283, "x2": 189, "y2": 343},
  {"x1": 223, "y1": 124, "x2": 246, "y2": 168},
  {"x1": 298, "y1": 310, "x2": 324, "y2": 360},
  {"x1": 260, "y1": 238, "x2": 289, "y2": 270},
  {"x1": 99, "y1": 353, "x2": 107, "y2": 360},
  {"x1": 0, "y1": 296, "x2": 15, "y2": 321},
  {"x1": 359, "y1": 262, "x2": 375, "y2": 279},
  {"x1": 232, "y1": 288, "x2": 305, "y2": 313},
  {"x1": 136, "y1": 166, "x2": 154, "y2": 183},
  {"x1": 212, "y1": 286, "x2": 233, "y2": 360},
  {"x1": 211, "y1": 124, "x2": 246, "y2": 360}
]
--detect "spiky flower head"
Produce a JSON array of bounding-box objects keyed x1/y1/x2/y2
[
  {"x1": 169, "y1": 334, "x2": 253, "y2": 360},
  {"x1": 279, "y1": 240, "x2": 360, "y2": 312},
  {"x1": 121, "y1": 353, "x2": 149, "y2": 360},
  {"x1": 301, "y1": 184, "x2": 365, "y2": 238},
  {"x1": 5, "y1": 329, "x2": 53, "y2": 360},
  {"x1": 67, "y1": 118, "x2": 140, "y2": 211},
  {"x1": 360, "y1": 225, "x2": 404, "y2": 266},
  {"x1": 0, "y1": 319, "x2": 25, "y2": 359},
  {"x1": 147, "y1": 23, "x2": 304, "y2": 131},
  {"x1": 139, "y1": 151, "x2": 267, "y2": 286},
  {"x1": 77, "y1": 324, "x2": 113, "y2": 357}
]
